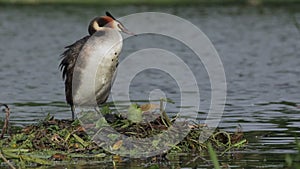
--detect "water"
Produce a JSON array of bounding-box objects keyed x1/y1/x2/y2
[{"x1": 0, "y1": 4, "x2": 300, "y2": 168}]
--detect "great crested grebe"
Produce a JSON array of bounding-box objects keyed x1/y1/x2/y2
[{"x1": 60, "y1": 12, "x2": 132, "y2": 120}]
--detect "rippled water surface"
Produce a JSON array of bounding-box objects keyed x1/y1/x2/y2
[{"x1": 0, "y1": 4, "x2": 299, "y2": 168}]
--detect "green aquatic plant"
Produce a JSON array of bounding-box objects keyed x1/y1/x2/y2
[
  {"x1": 285, "y1": 139, "x2": 300, "y2": 169},
  {"x1": 127, "y1": 104, "x2": 143, "y2": 123},
  {"x1": 0, "y1": 103, "x2": 247, "y2": 167},
  {"x1": 208, "y1": 143, "x2": 221, "y2": 169}
]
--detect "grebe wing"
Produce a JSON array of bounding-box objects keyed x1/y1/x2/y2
[{"x1": 59, "y1": 35, "x2": 90, "y2": 79}]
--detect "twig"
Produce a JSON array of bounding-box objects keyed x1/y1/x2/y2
[
  {"x1": 0, "y1": 150, "x2": 16, "y2": 169},
  {"x1": 0, "y1": 103, "x2": 10, "y2": 139},
  {"x1": 160, "y1": 99, "x2": 172, "y2": 127}
]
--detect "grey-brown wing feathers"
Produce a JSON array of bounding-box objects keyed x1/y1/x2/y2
[{"x1": 59, "y1": 36, "x2": 90, "y2": 106}]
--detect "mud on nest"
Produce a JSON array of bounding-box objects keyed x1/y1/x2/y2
[{"x1": 0, "y1": 103, "x2": 247, "y2": 166}]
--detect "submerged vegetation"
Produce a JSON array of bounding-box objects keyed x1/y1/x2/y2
[{"x1": 0, "y1": 102, "x2": 247, "y2": 168}]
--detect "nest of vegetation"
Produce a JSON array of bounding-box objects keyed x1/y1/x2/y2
[{"x1": 0, "y1": 103, "x2": 247, "y2": 167}]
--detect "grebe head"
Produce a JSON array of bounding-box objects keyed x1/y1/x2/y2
[{"x1": 88, "y1": 11, "x2": 133, "y2": 35}]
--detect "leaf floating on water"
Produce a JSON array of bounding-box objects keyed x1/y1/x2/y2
[{"x1": 112, "y1": 140, "x2": 123, "y2": 150}]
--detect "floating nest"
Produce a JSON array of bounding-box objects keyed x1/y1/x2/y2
[{"x1": 0, "y1": 103, "x2": 247, "y2": 167}]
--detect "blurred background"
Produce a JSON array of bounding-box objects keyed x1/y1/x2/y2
[{"x1": 0, "y1": 0, "x2": 299, "y2": 168}]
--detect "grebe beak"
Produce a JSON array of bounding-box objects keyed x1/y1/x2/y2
[{"x1": 118, "y1": 23, "x2": 135, "y2": 35}]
